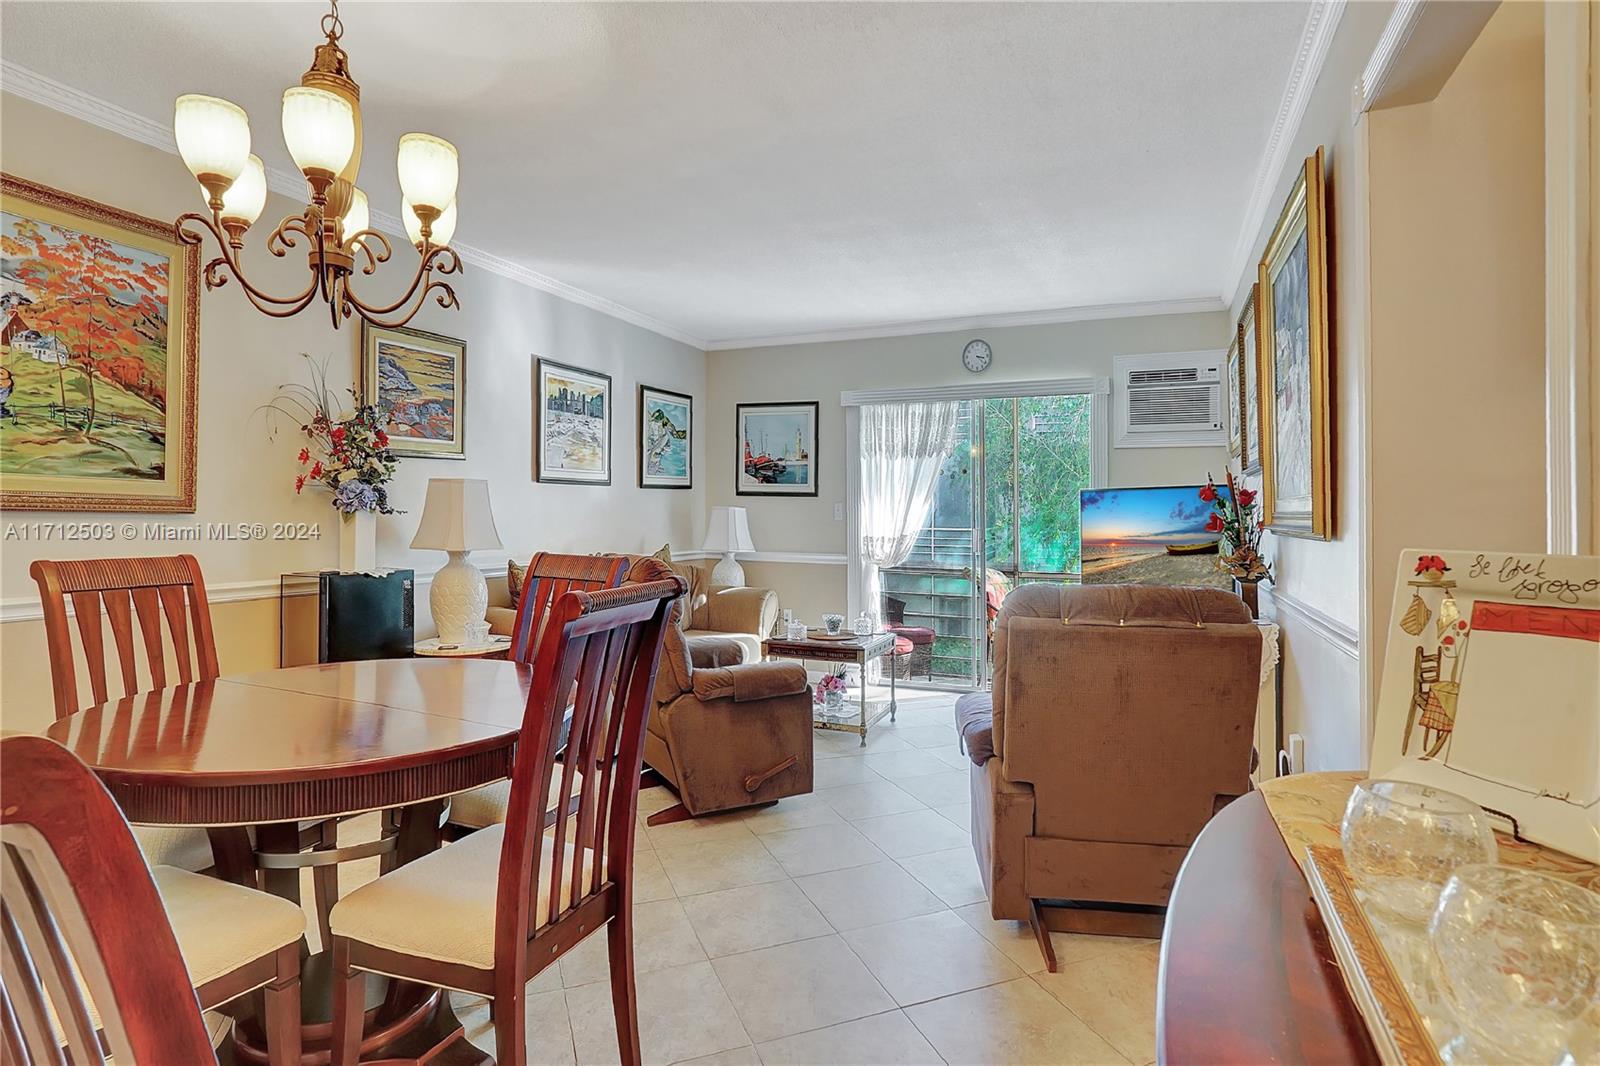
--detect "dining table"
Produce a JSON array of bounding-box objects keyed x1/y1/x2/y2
[{"x1": 41, "y1": 656, "x2": 534, "y2": 1065}]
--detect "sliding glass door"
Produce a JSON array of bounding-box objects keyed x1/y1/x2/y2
[{"x1": 878, "y1": 393, "x2": 1098, "y2": 689}]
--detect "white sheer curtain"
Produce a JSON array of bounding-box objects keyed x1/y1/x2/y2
[{"x1": 858, "y1": 401, "x2": 962, "y2": 630}]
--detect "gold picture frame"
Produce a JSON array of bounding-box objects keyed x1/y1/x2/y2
[
  {"x1": 0, "y1": 173, "x2": 199, "y2": 512},
  {"x1": 1257, "y1": 148, "x2": 1331, "y2": 539},
  {"x1": 359, "y1": 322, "x2": 467, "y2": 460},
  {"x1": 1239, "y1": 282, "x2": 1263, "y2": 474}
]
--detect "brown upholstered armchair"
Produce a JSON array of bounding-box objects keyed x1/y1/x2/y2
[
  {"x1": 957, "y1": 583, "x2": 1261, "y2": 969},
  {"x1": 628, "y1": 558, "x2": 815, "y2": 818}
]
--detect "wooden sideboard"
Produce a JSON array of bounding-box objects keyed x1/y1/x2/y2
[{"x1": 1157, "y1": 791, "x2": 1379, "y2": 1064}]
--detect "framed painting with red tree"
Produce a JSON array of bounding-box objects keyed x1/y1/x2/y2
[{"x1": 0, "y1": 173, "x2": 198, "y2": 511}]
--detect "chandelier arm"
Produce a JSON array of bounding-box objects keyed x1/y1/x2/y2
[
  {"x1": 345, "y1": 229, "x2": 393, "y2": 275},
  {"x1": 266, "y1": 213, "x2": 317, "y2": 259},
  {"x1": 176, "y1": 212, "x2": 321, "y2": 308},
  {"x1": 340, "y1": 245, "x2": 460, "y2": 318},
  {"x1": 344, "y1": 274, "x2": 460, "y2": 330}
]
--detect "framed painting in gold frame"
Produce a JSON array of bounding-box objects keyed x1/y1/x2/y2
[
  {"x1": 0, "y1": 174, "x2": 199, "y2": 512},
  {"x1": 1257, "y1": 148, "x2": 1331, "y2": 539},
  {"x1": 1239, "y1": 282, "x2": 1263, "y2": 474},
  {"x1": 359, "y1": 323, "x2": 466, "y2": 460}
]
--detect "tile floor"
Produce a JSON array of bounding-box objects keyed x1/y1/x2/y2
[{"x1": 317, "y1": 690, "x2": 1161, "y2": 1066}]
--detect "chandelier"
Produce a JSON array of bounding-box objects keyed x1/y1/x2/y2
[{"x1": 172, "y1": 0, "x2": 460, "y2": 329}]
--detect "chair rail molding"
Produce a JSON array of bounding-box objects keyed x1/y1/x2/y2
[
  {"x1": 1545, "y1": 1, "x2": 1595, "y2": 554},
  {"x1": 1267, "y1": 588, "x2": 1360, "y2": 661}
]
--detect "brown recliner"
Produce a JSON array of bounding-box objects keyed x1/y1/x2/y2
[
  {"x1": 627, "y1": 558, "x2": 815, "y2": 817},
  {"x1": 960, "y1": 583, "x2": 1261, "y2": 967}
]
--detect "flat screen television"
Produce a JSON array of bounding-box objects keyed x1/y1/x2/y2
[{"x1": 1079, "y1": 484, "x2": 1232, "y2": 588}]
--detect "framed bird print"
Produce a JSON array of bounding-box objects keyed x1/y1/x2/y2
[
  {"x1": 1257, "y1": 147, "x2": 1332, "y2": 539},
  {"x1": 0, "y1": 174, "x2": 199, "y2": 512}
]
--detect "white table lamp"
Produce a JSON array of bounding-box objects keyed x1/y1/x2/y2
[
  {"x1": 703, "y1": 505, "x2": 755, "y2": 587},
  {"x1": 411, "y1": 478, "x2": 503, "y2": 643}
]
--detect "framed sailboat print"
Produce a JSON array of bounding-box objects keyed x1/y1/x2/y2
[{"x1": 736, "y1": 401, "x2": 818, "y2": 497}]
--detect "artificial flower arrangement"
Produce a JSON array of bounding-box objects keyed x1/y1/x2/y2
[
  {"x1": 814, "y1": 669, "x2": 849, "y2": 708},
  {"x1": 264, "y1": 354, "x2": 400, "y2": 516},
  {"x1": 1202, "y1": 470, "x2": 1271, "y2": 583}
]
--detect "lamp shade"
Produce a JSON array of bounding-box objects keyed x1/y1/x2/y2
[
  {"x1": 174, "y1": 94, "x2": 251, "y2": 183},
  {"x1": 219, "y1": 154, "x2": 267, "y2": 226},
  {"x1": 340, "y1": 186, "x2": 369, "y2": 245},
  {"x1": 281, "y1": 86, "x2": 355, "y2": 176},
  {"x1": 396, "y1": 133, "x2": 459, "y2": 213},
  {"x1": 410, "y1": 478, "x2": 503, "y2": 553},
  {"x1": 702, "y1": 506, "x2": 755, "y2": 554},
  {"x1": 403, "y1": 196, "x2": 456, "y2": 248}
]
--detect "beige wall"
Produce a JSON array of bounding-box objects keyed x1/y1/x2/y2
[
  {"x1": 1367, "y1": 2, "x2": 1547, "y2": 691},
  {"x1": 0, "y1": 93, "x2": 708, "y2": 731},
  {"x1": 1224, "y1": 1, "x2": 1396, "y2": 772},
  {"x1": 705, "y1": 312, "x2": 1232, "y2": 620}
]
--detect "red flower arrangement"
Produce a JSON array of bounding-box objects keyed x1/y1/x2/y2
[{"x1": 1204, "y1": 471, "x2": 1272, "y2": 583}]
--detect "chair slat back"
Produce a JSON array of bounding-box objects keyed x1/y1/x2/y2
[
  {"x1": 493, "y1": 568, "x2": 683, "y2": 979},
  {"x1": 506, "y1": 552, "x2": 628, "y2": 665},
  {"x1": 29, "y1": 555, "x2": 221, "y2": 721},
  {"x1": 0, "y1": 736, "x2": 216, "y2": 1065}
]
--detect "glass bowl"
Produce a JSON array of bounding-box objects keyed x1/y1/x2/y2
[
  {"x1": 1340, "y1": 779, "x2": 1498, "y2": 925},
  {"x1": 1429, "y1": 864, "x2": 1600, "y2": 1064}
]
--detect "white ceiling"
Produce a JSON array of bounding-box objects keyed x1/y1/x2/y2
[{"x1": 0, "y1": 1, "x2": 1314, "y2": 348}]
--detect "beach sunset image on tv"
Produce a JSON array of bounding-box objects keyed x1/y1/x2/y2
[{"x1": 1079, "y1": 484, "x2": 1233, "y2": 588}]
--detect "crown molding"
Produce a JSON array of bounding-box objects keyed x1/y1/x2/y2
[
  {"x1": 1221, "y1": 0, "x2": 1348, "y2": 301},
  {"x1": 1352, "y1": 0, "x2": 1428, "y2": 120},
  {"x1": 0, "y1": 62, "x2": 709, "y2": 351},
  {"x1": 704, "y1": 296, "x2": 1227, "y2": 352}
]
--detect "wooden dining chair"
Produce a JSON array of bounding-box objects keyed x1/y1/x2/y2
[
  {"x1": 1, "y1": 734, "x2": 305, "y2": 1066},
  {"x1": 328, "y1": 569, "x2": 685, "y2": 1066},
  {"x1": 446, "y1": 551, "x2": 629, "y2": 832},
  {"x1": 29, "y1": 554, "x2": 347, "y2": 933}
]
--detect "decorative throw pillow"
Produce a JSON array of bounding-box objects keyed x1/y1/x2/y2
[
  {"x1": 506, "y1": 559, "x2": 527, "y2": 605},
  {"x1": 651, "y1": 543, "x2": 673, "y2": 564}
]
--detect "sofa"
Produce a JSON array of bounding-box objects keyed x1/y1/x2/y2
[
  {"x1": 627, "y1": 558, "x2": 815, "y2": 817},
  {"x1": 958, "y1": 583, "x2": 1261, "y2": 965},
  {"x1": 488, "y1": 553, "x2": 778, "y2": 664}
]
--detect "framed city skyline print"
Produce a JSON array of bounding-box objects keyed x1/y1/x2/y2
[
  {"x1": 0, "y1": 173, "x2": 198, "y2": 512},
  {"x1": 360, "y1": 323, "x2": 465, "y2": 460},
  {"x1": 1257, "y1": 147, "x2": 1331, "y2": 539},
  {"x1": 1239, "y1": 282, "x2": 1262, "y2": 474},
  {"x1": 638, "y1": 384, "x2": 692, "y2": 489},
  {"x1": 537, "y1": 357, "x2": 611, "y2": 484},
  {"x1": 736, "y1": 401, "x2": 818, "y2": 497}
]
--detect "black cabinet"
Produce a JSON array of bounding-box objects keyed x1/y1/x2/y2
[{"x1": 280, "y1": 570, "x2": 414, "y2": 665}]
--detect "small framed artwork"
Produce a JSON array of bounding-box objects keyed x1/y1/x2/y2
[
  {"x1": 1372, "y1": 549, "x2": 1600, "y2": 861},
  {"x1": 360, "y1": 323, "x2": 465, "y2": 459},
  {"x1": 1258, "y1": 146, "x2": 1332, "y2": 539},
  {"x1": 1239, "y1": 283, "x2": 1263, "y2": 474},
  {"x1": 638, "y1": 384, "x2": 692, "y2": 489},
  {"x1": 537, "y1": 358, "x2": 611, "y2": 484},
  {"x1": 1, "y1": 173, "x2": 199, "y2": 512},
  {"x1": 1225, "y1": 331, "x2": 1243, "y2": 463},
  {"x1": 736, "y1": 401, "x2": 818, "y2": 497}
]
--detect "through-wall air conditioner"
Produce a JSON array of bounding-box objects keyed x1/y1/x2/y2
[{"x1": 1112, "y1": 351, "x2": 1228, "y2": 448}]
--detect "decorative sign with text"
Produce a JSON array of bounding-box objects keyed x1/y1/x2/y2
[{"x1": 1372, "y1": 549, "x2": 1600, "y2": 862}]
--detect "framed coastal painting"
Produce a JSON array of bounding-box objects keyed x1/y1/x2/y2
[
  {"x1": 360, "y1": 323, "x2": 465, "y2": 459},
  {"x1": 1239, "y1": 283, "x2": 1262, "y2": 473},
  {"x1": 1257, "y1": 147, "x2": 1331, "y2": 539},
  {"x1": 1372, "y1": 549, "x2": 1600, "y2": 862},
  {"x1": 638, "y1": 384, "x2": 692, "y2": 489},
  {"x1": 736, "y1": 401, "x2": 818, "y2": 497},
  {"x1": 0, "y1": 173, "x2": 198, "y2": 512},
  {"x1": 537, "y1": 358, "x2": 611, "y2": 484}
]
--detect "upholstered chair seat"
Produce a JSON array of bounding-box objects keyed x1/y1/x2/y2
[
  {"x1": 152, "y1": 866, "x2": 308, "y2": 995},
  {"x1": 446, "y1": 766, "x2": 585, "y2": 831},
  {"x1": 330, "y1": 826, "x2": 594, "y2": 970},
  {"x1": 134, "y1": 825, "x2": 216, "y2": 872}
]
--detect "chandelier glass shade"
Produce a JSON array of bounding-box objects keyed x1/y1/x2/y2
[{"x1": 173, "y1": 0, "x2": 461, "y2": 329}]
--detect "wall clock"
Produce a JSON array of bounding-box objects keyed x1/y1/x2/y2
[{"x1": 962, "y1": 338, "x2": 992, "y2": 373}]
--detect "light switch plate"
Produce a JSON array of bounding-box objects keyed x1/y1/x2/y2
[{"x1": 833, "y1": 502, "x2": 845, "y2": 521}]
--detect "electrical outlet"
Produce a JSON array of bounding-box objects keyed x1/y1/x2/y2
[
  {"x1": 1286, "y1": 733, "x2": 1306, "y2": 775},
  {"x1": 833, "y1": 502, "x2": 844, "y2": 521}
]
